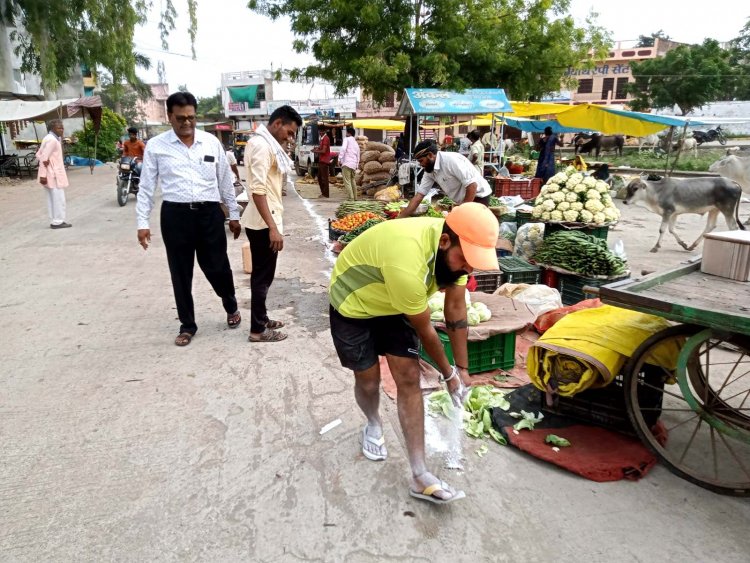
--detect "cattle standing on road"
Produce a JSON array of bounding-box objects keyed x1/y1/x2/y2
[
  {"x1": 709, "y1": 154, "x2": 750, "y2": 224},
  {"x1": 624, "y1": 176, "x2": 745, "y2": 253},
  {"x1": 574, "y1": 133, "x2": 625, "y2": 157}
]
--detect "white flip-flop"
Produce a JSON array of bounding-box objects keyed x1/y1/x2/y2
[{"x1": 360, "y1": 425, "x2": 387, "y2": 461}]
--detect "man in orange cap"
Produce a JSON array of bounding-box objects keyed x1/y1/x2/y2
[{"x1": 329, "y1": 203, "x2": 499, "y2": 504}]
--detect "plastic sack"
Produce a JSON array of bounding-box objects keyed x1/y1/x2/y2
[
  {"x1": 513, "y1": 223, "x2": 545, "y2": 261},
  {"x1": 495, "y1": 283, "x2": 563, "y2": 320},
  {"x1": 374, "y1": 185, "x2": 401, "y2": 202},
  {"x1": 534, "y1": 298, "x2": 602, "y2": 334},
  {"x1": 500, "y1": 222, "x2": 517, "y2": 243},
  {"x1": 610, "y1": 239, "x2": 628, "y2": 261}
]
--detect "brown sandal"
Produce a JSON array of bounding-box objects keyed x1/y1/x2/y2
[
  {"x1": 227, "y1": 311, "x2": 242, "y2": 328},
  {"x1": 266, "y1": 319, "x2": 284, "y2": 329},
  {"x1": 175, "y1": 332, "x2": 193, "y2": 346},
  {"x1": 248, "y1": 328, "x2": 288, "y2": 342}
]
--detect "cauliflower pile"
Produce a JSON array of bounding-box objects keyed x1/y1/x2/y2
[
  {"x1": 514, "y1": 223, "x2": 545, "y2": 261},
  {"x1": 531, "y1": 166, "x2": 620, "y2": 225},
  {"x1": 427, "y1": 291, "x2": 492, "y2": 326}
]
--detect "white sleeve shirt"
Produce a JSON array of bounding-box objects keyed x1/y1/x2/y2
[
  {"x1": 136, "y1": 129, "x2": 240, "y2": 229},
  {"x1": 416, "y1": 151, "x2": 492, "y2": 202}
]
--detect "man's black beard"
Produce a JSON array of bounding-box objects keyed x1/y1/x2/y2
[
  {"x1": 434, "y1": 247, "x2": 467, "y2": 288},
  {"x1": 424, "y1": 159, "x2": 436, "y2": 173}
]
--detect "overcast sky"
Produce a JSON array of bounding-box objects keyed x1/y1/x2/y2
[{"x1": 133, "y1": 0, "x2": 750, "y2": 98}]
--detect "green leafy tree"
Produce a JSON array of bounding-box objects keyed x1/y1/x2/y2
[
  {"x1": 99, "y1": 73, "x2": 147, "y2": 127},
  {"x1": 197, "y1": 94, "x2": 223, "y2": 120},
  {"x1": 70, "y1": 108, "x2": 127, "y2": 163},
  {"x1": 627, "y1": 39, "x2": 735, "y2": 115},
  {"x1": 0, "y1": 0, "x2": 197, "y2": 91},
  {"x1": 247, "y1": 0, "x2": 611, "y2": 103},
  {"x1": 729, "y1": 18, "x2": 750, "y2": 100},
  {"x1": 635, "y1": 30, "x2": 670, "y2": 48}
]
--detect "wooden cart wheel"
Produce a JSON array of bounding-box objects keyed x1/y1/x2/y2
[{"x1": 623, "y1": 324, "x2": 750, "y2": 496}]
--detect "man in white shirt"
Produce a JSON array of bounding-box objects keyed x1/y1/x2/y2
[
  {"x1": 136, "y1": 91, "x2": 242, "y2": 347},
  {"x1": 338, "y1": 126, "x2": 360, "y2": 200},
  {"x1": 398, "y1": 140, "x2": 493, "y2": 218}
]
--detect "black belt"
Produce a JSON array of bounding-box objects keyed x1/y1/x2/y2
[{"x1": 163, "y1": 200, "x2": 219, "y2": 210}]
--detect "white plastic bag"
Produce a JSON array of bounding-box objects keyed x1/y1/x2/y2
[
  {"x1": 513, "y1": 223, "x2": 545, "y2": 261},
  {"x1": 495, "y1": 283, "x2": 563, "y2": 319},
  {"x1": 610, "y1": 238, "x2": 628, "y2": 261}
]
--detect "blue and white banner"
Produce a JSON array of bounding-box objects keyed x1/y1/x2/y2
[{"x1": 400, "y1": 88, "x2": 513, "y2": 115}]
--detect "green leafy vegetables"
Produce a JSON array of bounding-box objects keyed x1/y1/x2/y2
[{"x1": 428, "y1": 385, "x2": 509, "y2": 446}]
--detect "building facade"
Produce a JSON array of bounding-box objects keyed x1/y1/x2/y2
[{"x1": 566, "y1": 38, "x2": 682, "y2": 105}]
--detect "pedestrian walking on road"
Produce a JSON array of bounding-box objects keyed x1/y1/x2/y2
[
  {"x1": 339, "y1": 126, "x2": 360, "y2": 200},
  {"x1": 37, "y1": 119, "x2": 71, "y2": 229},
  {"x1": 242, "y1": 105, "x2": 302, "y2": 342},
  {"x1": 313, "y1": 129, "x2": 332, "y2": 198},
  {"x1": 135, "y1": 91, "x2": 243, "y2": 347},
  {"x1": 329, "y1": 203, "x2": 500, "y2": 504}
]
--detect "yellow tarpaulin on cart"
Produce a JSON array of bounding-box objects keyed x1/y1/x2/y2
[{"x1": 527, "y1": 305, "x2": 681, "y2": 396}]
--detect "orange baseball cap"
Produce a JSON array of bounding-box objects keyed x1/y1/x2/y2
[{"x1": 445, "y1": 203, "x2": 499, "y2": 271}]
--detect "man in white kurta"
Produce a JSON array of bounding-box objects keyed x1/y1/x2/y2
[{"x1": 37, "y1": 119, "x2": 70, "y2": 229}]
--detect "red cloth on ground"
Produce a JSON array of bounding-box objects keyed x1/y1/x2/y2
[{"x1": 505, "y1": 424, "x2": 662, "y2": 482}]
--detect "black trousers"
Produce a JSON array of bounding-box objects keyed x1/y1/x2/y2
[
  {"x1": 160, "y1": 201, "x2": 237, "y2": 335},
  {"x1": 246, "y1": 227, "x2": 279, "y2": 333}
]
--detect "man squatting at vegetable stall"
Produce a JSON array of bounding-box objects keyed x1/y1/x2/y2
[
  {"x1": 398, "y1": 140, "x2": 493, "y2": 218},
  {"x1": 328, "y1": 203, "x2": 500, "y2": 504}
]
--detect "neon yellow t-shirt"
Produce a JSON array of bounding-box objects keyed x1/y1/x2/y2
[{"x1": 329, "y1": 218, "x2": 466, "y2": 319}]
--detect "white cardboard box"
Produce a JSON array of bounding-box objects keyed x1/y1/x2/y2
[{"x1": 701, "y1": 230, "x2": 750, "y2": 281}]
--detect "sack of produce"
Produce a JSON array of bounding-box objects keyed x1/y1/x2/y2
[
  {"x1": 366, "y1": 141, "x2": 392, "y2": 152},
  {"x1": 362, "y1": 150, "x2": 381, "y2": 163},
  {"x1": 378, "y1": 152, "x2": 396, "y2": 164},
  {"x1": 364, "y1": 171, "x2": 392, "y2": 183},
  {"x1": 355, "y1": 170, "x2": 363, "y2": 186},
  {"x1": 363, "y1": 160, "x2": 385, "y2": 174},
  {"x1": 374, "y1": 185, "x2": 401, "y2": 202},
  {"x1": 514, "y1": 223, "x2": 545, "y2": 261}
]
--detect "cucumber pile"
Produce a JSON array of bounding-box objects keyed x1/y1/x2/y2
[
  {"x1": 335, "y1": 200, "x2": 386, "y2": 218},
  {"x1": 534, "y1": 231, "x2": 627, "y2": 277}
]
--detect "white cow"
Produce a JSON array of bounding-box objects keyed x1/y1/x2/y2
[
  {"x1": 638, "y1": 134, "x2": 660, "y2": 153},
  {"x1": 677, "y1": 137, "x2": 699, "y2": 158},
  {"x1": 709, "y1": 155, "x2": 750, "y2": 194}
]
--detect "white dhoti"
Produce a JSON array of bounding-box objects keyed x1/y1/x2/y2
[{"x1": 45, "y1": 188, "x2": 67, "y2": 225}]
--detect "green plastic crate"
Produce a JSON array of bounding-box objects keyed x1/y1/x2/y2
[
  {"x1": 472, "y1": 270, "x2": 503, "y2": 293},
  {"x1": 515, "y1": 210, "x2": 534, "y2": 227},
  {"x1": 543, "y1": 223, "x2": 610, "y2": 241},
  {"x1": 558, "y1": 273, "x2": 630, "y2": 306},
  {"x1": 499, "y1": 257, "x2": 541, "y2": 285},
  {"x1": 420, "y1": 331, "x2": 516, "y2": 374}
]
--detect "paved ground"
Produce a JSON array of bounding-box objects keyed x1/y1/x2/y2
[{"x1": 1, "y1": 165, "x2": 750, "y2": 562}]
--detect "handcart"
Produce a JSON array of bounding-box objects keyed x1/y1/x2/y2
[{"x1": 598, "y1": 259, "x2": 750, "y2": 496}]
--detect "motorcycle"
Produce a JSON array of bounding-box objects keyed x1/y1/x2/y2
[
  {"x1": 117, "y1": 156, "x2": 140, "y2": 207},
  {"x1": 692, "y1": 125, "x2": 727, "y2": 146}
]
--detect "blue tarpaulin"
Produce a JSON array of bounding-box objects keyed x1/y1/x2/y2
[
  {"x1": 503, "y1": 116, "x2": 583, "y2": 134},
  {"x1": 398, "y1": 88, "x2": 514, "y2": 116}
]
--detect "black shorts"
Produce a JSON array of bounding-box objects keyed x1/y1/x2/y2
[{"x1": 329, "y1": 305, "x2": 419, "y2": 372}]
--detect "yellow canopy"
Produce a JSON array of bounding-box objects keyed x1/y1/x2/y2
[
  {"x1": 350, "y1": 119, "x2": 405, "y2": 131},
  {"x1": 509, "y1": 101, "x2": 575, "y2": 117},
  {"x1": 555, "y1": 104, "x2": 667, "y2": 136}
]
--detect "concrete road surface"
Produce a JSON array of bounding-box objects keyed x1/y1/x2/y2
[{"x1": 1, "y1": 166, "x2": 749, "y2": 562}]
